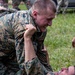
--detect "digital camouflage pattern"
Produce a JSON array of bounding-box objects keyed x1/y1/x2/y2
[
  {"x1": 25, "y1": 57, "x2": 54, "y2": 75},
  {"x1": 0, "y1": 9, "x2": 52, "y2": 75},
  {"x1": 0, "y1": 7, "x2": 17, "y2": 17}
]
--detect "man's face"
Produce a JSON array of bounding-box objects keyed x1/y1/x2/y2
[
  {"x1": 33, "y1": 9, "x2": 55, "y2": 32},
  {"x1": 54, "y1": 66, "x2": 75, "y2": 75}
]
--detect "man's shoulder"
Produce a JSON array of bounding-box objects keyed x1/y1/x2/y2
[
  {"x1": 15, "y1": 10, "x2": 30, "y2": 18},
  {"x1": 17, "y1": 10, "x2": 29, "y2": 14}
]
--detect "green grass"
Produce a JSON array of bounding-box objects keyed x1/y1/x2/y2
[
  {"x1": 19, "y1": 4, "x2": 27, "y2": 10},
  {"x1": 9, "y1": 4, "x2": 27, "y2": 10},
  {"x1": 10, "y1": 4, "x2": 75, "y2": 71},
  {"x1": 45, "y1": 13, "x2": 75, "y2": 71}
]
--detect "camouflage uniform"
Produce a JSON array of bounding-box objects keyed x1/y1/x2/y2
[
  {"x1": 0, "y1": 9, "x2": 52, "y2": 75},
  {"x1": 3, "y1": 0, "x2": 8, "y2": 8},
  {"x1": 25, "y1": 57, "x2": 54, "y2": 75},
  {"x1": 12, "y1": 0, "x2": 36, "y2": 10},
  {"x1": 0, "y1": 0, "x2": 3, "y2": 6},
  {"x1": 0, "y1": 0, "x2": 8, "y2": 8}
]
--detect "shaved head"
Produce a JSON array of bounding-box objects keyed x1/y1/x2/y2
[{"x1": 31, "y1": 0, "x2": 56, "y2": 14}]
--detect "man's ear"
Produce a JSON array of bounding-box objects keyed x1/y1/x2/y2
[{"x1": 32, "y1": 10, "x2": 38, "y2": 18}]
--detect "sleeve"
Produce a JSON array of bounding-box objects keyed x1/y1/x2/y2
[
  {"x1": 12, "y1": 11, "x2": 29, "y2": 74},
  {"x1": 25, "y1": 57, "x2": 49, "y2": 75}
]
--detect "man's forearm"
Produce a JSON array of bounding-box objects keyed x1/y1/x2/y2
[{"x1": 24, "y1": 38, "x2": 37, "y2": 62}]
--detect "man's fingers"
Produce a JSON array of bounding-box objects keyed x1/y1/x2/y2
[
  {"x1": 24, "y1": 24, "x2": 36, "y2": 38},
  {"x1": 25, "y1": 24, "x2": 36, "y2": 32},
  {"x1": 25, "y1": 27, "x2": 28, "y2": 30}
]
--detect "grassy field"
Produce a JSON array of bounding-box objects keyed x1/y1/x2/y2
[
  {"x1": 45, "y1": 13, "x2": 75, "y2": 71},
  {"x1": 10, "y1": 4, "x2": 75, "y2": 71}
]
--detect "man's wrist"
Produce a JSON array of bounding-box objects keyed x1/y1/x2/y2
[{"x1": 24, "y1": 37, "x2": 31, "y2": 41}]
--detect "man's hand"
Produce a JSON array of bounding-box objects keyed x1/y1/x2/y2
[
  {"x1": 72, "y1": 37, "x2": 75, "y2": 48},
  {"x1": 24, "y1": 24, "x2": 36, "y2": 39}
]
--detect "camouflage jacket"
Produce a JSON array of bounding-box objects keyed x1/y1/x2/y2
[
  {"x1": 0, "y1": 10, "x2": 47, "y2": 75},
  {"x1": 25, "y1": 57, "x2": 54, "y2": 75}
]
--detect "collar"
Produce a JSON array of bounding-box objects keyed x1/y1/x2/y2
[{"x1": 28, "y1": 8, "x2": 41, "y2": 32}]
